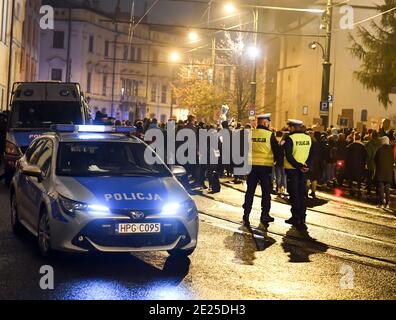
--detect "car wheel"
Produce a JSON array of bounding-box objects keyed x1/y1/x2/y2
[
  {"x1": 168, "y1": 248, "x2": 195, "y2": 257},
  {"x1": 10, "y1": 192, "x2": 23, "y2": 235},
  {"x1": 38, "y1": 209, "x2": 52, "y2": 258}
]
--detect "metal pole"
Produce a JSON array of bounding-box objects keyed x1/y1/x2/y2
[
  {"x1": 111, "y1": 1, "x2": 121, "y2": 118},
  {"x1": 66, "y1": 6, "x2": 72, "y2": 82},
  {"x1": 111, "y1": 28, "x2": 118, "y2": 118},
  {"x1": 6, "y1": 0, "x2": 16, "y2": 111},
  {"x1": 320, "y1": 0, "x2": 333, "y2": 128},
  {"x1": 250, "y1": 8, "x2": 258, "y2": 106},
  {"x1": 145, "y1": 29, "x2": 151, "y2": 118}
]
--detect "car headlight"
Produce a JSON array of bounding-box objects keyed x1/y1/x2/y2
[
  {"x1": 59, "y1": 196, "x2": 110, "y2": 217},
  {"x1": 161, "y1": 200, "x2": 197, "y2": 217}
]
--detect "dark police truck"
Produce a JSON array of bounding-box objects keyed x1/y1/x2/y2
[{"x1": 1, "y1": 82, "x2": 92, "y2": 185}]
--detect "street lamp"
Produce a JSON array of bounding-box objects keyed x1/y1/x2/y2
[
  {"x1": 247, "y1": 46, "x2": 260, "y2": 60},
  {"x1": 308, "y1": 0, "x2": 333, "y2": 128},
  {"x1": 169, "y1": 51, "x2": 181, "y2": 63},
  {"x1": 224, "y1": 3, "x2": 236, "y2": 14},
  {"x1": 308, "y1": 41, "x2": 325, "y2": 59},
  {"x1": 188, "y1": 31, "x2": 199, "y2": 42}
]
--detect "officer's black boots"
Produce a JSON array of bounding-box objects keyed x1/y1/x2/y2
[
  {"x1": 260, "y1": 214, "x2": 275, "y2": 223},
  {"x1": 242, "y1": 214, "x2": 250, "y2": 226},
  {"x1": 285, "y1": 217, "x2": 304, "y2": 226}
]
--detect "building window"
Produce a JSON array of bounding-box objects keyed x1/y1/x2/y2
[
  {"x1": 88, "y1": 35, "x2": 94, "y2": 53},
  {"x1": 161, "y1": 85, "x2": 167, "y2": 104},
  {"x1": 87, "y1": 72, "x2": 92, "y2": 93},
  {"x1": 361, "y1": 109, "x2": 368, "y2": 122},
  {"x1": 15, "y1": 2, "x2": 20, "y2": 20},
  {"x1": 151, "y1": 83, "x2": 157, "y2": 102},
  {"x1": 104, "y1": 40, "x2": 110, "y2": 57},
  {"x1": 124, "y1": 45, "x2": 129, "y2": 60},
  {"x1": 160, "y1": 114, "x2": 166, "y2": 123},
  {"x1": 303, "y1": 105, "x2": 309, "y2": 115},
  {"x1": 129, "y1": 47, "x2": 142, "y2": 62},
  {"x1": 133, "y1": 80, "x2": 139, "y2": 96},
  {"x1": 153, "y1": 50, "x2": 159, "y2": 65},
  {"x1": 102, "y1": 75, "x2": 107, "y2": 96},
  {"x1": 129, "y1": 46, "x2": 135, "y2": 61},
  {"x1": 1, "y1": 0, "x2": 9, "y2": 44},
  {"x1": 137, "y1": 48, "x2": 142, "y2": 62},
  {"x1": 0, "y1": 86, "x2": 4, "y2": 111},
  {"x1": 51, "y1": 68, "x2": 63, "y2": 81},
  {"x1": 53, "y1": 31, "x2": 65, "y2": 49}
]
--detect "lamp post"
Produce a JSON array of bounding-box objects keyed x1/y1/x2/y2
[
  {"x1": 250, "y1": 8, "x2": 259, "y2": 106},
  {"x1": 309, "y1": 0, "x2": 333, "y2": 128}
]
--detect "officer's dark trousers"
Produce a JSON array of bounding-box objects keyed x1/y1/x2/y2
[
  {"x1": 286, "y1": 169, "x2": 308, "y2": 220},
  {"x1": 243, "y1": 166, "x2": 272, "y2": 216}
]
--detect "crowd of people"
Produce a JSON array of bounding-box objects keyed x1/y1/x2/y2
[{"x1": 95, "y1": 112, "x2": 396, "y2": 210}]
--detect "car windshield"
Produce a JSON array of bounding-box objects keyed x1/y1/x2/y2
[
  {"x1": 56, "y1": 141, "x2": 171, "y2": 177},
  {"x1": 10, "y1": 101, "x2": 83, "y2": 129}
]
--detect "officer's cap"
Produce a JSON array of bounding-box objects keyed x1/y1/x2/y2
[
  {"x1": 287, "y1": 119, "x2": 304, "y2": 127},
  {"x1": 257, "y1": 113, "x2": 271, "y2": 121}
]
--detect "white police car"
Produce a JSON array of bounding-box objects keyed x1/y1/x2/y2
[{"x1": 10, "y1": 125, "x2": 198, "y2": 257}]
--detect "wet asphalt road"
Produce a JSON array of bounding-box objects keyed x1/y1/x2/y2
[{"x1": 0, "y1": 181, "x2": 395, "y2": 300}]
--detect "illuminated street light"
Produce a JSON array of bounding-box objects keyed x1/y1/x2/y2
[
  {"x1": 224, "y1": 3, "x2": 236, "y2": 14},
  {"x1": 188, "y1": 31, "x2": 199, "y2": 42},
  {"x1": 308, "y1": 41, "x2": 325, "y2": 59},
  {"x1": 247, "y1": 46, "x2": 260, "y2": 59},
  {"x1": 170, "y1": 51, "x2": 181, "y2": 62}
]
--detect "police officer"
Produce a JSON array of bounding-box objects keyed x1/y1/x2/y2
[
  {"x1": 242, "y1": 114, "x2": 279, "y2": 226},
  {"x1": 283, "y1": 119, "x2": 313, "y2": 226}
]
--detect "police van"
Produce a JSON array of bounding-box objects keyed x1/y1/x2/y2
[{"x1": 3, "y1": 82, "x2": 92, "y2": 184}]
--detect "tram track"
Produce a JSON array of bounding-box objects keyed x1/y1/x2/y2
[{"x1": 198, "y1": 210, "x2": 396, "y2": 272}]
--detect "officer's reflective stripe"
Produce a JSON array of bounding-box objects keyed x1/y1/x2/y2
[
  {"x1": 250, "y1": 129, "x2": 274, "y2": 166},
  {"x1": 284, "y1": 133, "x2": 312, "y2": 169}
]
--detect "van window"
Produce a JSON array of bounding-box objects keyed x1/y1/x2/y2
[{"x1": 10, "y1": 101, "x2": 83, "y2": 129}]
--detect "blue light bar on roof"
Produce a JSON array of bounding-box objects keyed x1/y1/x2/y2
[
  {"x1": 51, "y1": 124, "x2": 77, "y2": 132},
  {"x1": 51, "y1": 124, "x2": 136, "y2": 134},
  {"x1": 77, "y1": 125, "x2": 112, "y2": 132}
]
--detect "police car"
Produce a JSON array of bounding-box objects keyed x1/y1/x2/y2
[{"x1": 10, "y1": 125, "x2": 198, "y2": 257}]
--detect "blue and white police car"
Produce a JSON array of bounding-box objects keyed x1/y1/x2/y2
[{"x1": 10, "y1": 125, "x2": 198, "y2": 257}]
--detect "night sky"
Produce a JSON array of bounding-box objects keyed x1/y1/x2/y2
[{"x1": 98, "y1": 0, "x2": 207, "y2": 24}]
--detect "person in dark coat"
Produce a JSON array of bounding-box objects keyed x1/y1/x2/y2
[
  {"x1": 345, "y1": 132, "x2": 367, "y2": 195},
  {"x1": 336, "y1": 133, "x2": 348, "y2": 162},
  {"x1": 307, "y1": 130, "x2": 322, "y2": 198},
  {"x1": 374, "y1": 136, "x2": 394, "y2": 209},
  {"x1": 365, "y1": 130, "x2": 382, "y2": 194}
]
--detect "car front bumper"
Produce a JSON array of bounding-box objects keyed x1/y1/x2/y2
[{"x1": 50, "y1": 211, "x2": 198, "y2": 253}]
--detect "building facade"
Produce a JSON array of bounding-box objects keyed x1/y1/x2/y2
[
  {"x1": 0, "y1": 0, "x2": 41, "y2": 112},
  {"x1": 259, "y1": 0, "x2": 396, "y2": 130},
  {"x1": 39, "y1": 4, "x2": 188, "y2": 122},
  {"x1": 20, "y1": 0, "x2": 41, "y2": 82}
]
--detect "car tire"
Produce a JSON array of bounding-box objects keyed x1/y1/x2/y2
[
  {"x1": 38, "y1": 208, "x2": 53, "y2": 258},
  {"x1": 10, "y1": 192, "x2": 23, "y2": 235},
  {"x1": 168, "y1": 248, "x2": 195, "y2": 257}
]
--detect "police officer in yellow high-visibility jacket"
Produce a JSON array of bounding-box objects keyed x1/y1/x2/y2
[
  {"x1": 243, "y1": 114, "x2": 279, "y2": 226},
  {"x1": 283, "y1": 119, "x2": 313, "y2": 226}
]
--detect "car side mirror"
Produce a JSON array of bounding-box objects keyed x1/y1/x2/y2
[
  {"x1": 171, "y1": 165, "x2": 187, "y2": 177},
  {"x1": 22, "y1": 165, "x2": 44, "y2": 182}
]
